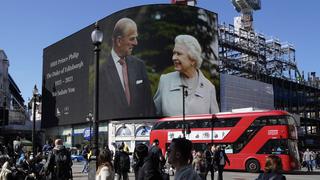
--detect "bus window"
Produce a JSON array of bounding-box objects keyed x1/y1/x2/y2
[
  {"x1": 269, "y1": 118, "x2": 278, "y2": 125},
  {"x1": 233, "y1": 126, "x2": 261, "y2": 153},
  {"x1": 257, "y1": 139, "x2": 289, "y2": 155},
  {"x1": 214, "y1": 118, "x2": 240, "y2": 127},
  {"x1": 224, "y1": 144, "x2": 234, "y2": 154},
  {"x1": 278, "y1": 116, "x2": 288, "y2": 125},
  {"x1": 153, "y1": 118, "x2": 240, "y2": 130},
  {"x1": 153, "y1": 121, "x2": 183, "y2": 130},
  {"x1": 189, "y1": 120, "x2": 211, "y2": 128}
]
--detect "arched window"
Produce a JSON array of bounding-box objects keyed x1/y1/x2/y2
[
  {"x1": 116, "y1": 126, "x2": 132, "y2": 136},
  {"x1": 135, "y1": 126, "x2": 151, "y2": 136}
]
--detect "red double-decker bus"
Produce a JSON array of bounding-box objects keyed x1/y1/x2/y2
[{"x1": 150, "y1": 109, "x2": 300, "y2": 172}]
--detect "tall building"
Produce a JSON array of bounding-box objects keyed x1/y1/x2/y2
[{"x1": 0, "y1": 49, "x2": 30, "y2": 141}]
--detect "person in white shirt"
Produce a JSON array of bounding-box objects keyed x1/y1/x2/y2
[{"x1": 303, "y1": 148, "x2": 314, "y2": 172}]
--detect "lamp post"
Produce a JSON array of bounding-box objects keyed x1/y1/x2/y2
[
  {"x1": 181, "y1": 85, "x2": 189, "y2": 138},
  {"x1": 32, "y1": 85, "x2": 38, "y2": 157},
  {"x1": 89, "y1": 21, "x2": 103, "y2": 179}
]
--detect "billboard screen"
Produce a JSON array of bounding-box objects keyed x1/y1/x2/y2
[
  {"x1": 220, "y1": 73, "x2": 274, "y2": 112},
  {"x1": 42, "y1": 4, "x2": 219, "y2": 127}
]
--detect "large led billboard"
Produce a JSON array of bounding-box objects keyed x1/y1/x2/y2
[
  {"x1": 42, "y1": 4, "x2": 219, "y2": 127},
  {"x1": 220, "y1": 73, "x2": 274, "y2": 112}
]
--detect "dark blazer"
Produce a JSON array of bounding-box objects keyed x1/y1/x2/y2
[
  {"x1": 99, "y1": 54, "x2": 155, "y2": 120},
  {"x1": 214, "y1": 149, "x2": 230, "y2": 166}
]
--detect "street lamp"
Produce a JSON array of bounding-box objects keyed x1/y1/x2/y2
[
  {"x1": 32, "y1": 85, "x2": 39, "y2": 157},
  {"x1": 180, "y1": 85, "x2": 190, "y2": 138},
  {"x1": 89, "y1": 21, "x2": 103, "y2": 179}
]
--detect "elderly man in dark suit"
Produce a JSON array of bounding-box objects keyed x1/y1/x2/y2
[{"x1": 99, "y1": 17, "x2": 155, "y2": 120}]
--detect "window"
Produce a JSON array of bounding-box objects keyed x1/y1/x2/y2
[
  {"x1": 257, "y1": 139, "x2": 289, "y2": 155},
  {"x1": 116, "y1": 127, "x2": 132, "y2": 136},
  {"x1": 253, "y1": 115, "x2": 293, "y2": 127},
  {"x1": 136, "y1": 126, "x2": 151, "y2": 136},
  {"x1": 152, "y1": 118, "x2": 240, "y2": 130}
]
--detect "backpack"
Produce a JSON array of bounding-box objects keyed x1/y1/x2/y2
[
  {"x1": 53, "y1": 149, "x2": 72, "y2": 179},
  {"x1": 119, "y1": 152, "x2": 130, "y2": 171}
]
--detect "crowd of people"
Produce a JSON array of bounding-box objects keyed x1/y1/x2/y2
[
  {"x1": 0, "y1": 137, "x2": 73, "y2": 180},
  {"x1": 87, "y1": 139, "x2": 232, "y2": 180},
  {"x1": 3, "y1": 135, "x2": 320, "y2": 180}
]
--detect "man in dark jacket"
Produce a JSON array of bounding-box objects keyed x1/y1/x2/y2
[
  {"x1": 133, "y1": 143, "x2": 148, "y2": 179},
  {"x1": 138, "y1": 152, "x2": 163, "y2": 180},
  {"x1": 149, "y1": 139, "x2": 165, "y2": 170},
  {"x1": 214, "y1": 146, "x2": 230, "y2": 180},
  {"x1": 44, "y1": 139, "x2": 72, "y2": 180},
  {"x1": 205, "y1": 144, "x2": 216, "y2": 180},
  {"x1": 114, "y1": 144, "x2": 130, "y2": 180}
]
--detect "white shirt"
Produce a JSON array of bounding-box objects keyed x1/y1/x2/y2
[
  {"x1": 96, "y1": 166, "x2": 115, "y2": 180},
  {"x1": 111, "y1": 49, "x2": 125, "y2": 90}
]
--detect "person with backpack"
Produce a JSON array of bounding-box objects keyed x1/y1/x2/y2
[
  {"x1": 114, "y1": 144, "x2": 130, "y2": 180},
  {"x1": 44, "y1": 139, "x2": 72, "y2": 180}
]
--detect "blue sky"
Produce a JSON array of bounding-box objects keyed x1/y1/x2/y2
[{"x1": 0, "y1": 0, "x2": 319, "y2": 102}]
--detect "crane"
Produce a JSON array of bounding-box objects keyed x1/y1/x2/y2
[{"x1": 231, "y1": 0, "x2": 261, "y2": 31}]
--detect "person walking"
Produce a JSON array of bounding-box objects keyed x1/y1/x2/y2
[
  {"x1": 192, "y1": 151, "x2": 206, "y2": 180},
  {"x1": 114, "y1": 144, "x2": 130, "y2": 180},
  {"x1": 303, "y1": 148, "x2": 314, "y2": 172},
  {"x1": 256, "y1": 155, "x2": 286, "y2": 180},
  {"x1": 138, "y1": 145, "x2": 164, "y2": 180},
  {"x1": 214, "y1": 146, "x2": 230, "y2": 180},
  {"x1": 133, "y1": 143, "x2": 148, "y2": 179},
  {"x1": 96, "y1": 149, "x2": 115, "y2": 180},
  {"x1": 204, "y1": 144, "x2": 216, "y2": 180},
  {"x1": 43, "y1": 139, "x2": 72, "y2": 180},
  {"x1": 168, "y1": 138, "x2": 201, "y2": 180},
  {"x1": 81, "y1": 145, "x2": 89, "y2": 173},
  {"x1": 149, "y1": 139, "x2": 165, "y2": 171}
]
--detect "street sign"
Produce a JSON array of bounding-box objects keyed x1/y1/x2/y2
[{"x1": 83, "y1": 127, "x2": 91, "y2": 140}]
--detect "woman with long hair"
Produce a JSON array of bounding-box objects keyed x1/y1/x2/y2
[{"x1": 96, "y1": 149, "x2": 115, "y2": 180}]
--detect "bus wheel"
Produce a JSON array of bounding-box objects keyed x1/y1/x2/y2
[{"x1": 246, "y1": 159, "x2": 260, "y2": 173}]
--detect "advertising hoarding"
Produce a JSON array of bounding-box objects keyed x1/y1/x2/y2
[{"x1": 42, "y1": 4, "x2": 219, "y2": 127}]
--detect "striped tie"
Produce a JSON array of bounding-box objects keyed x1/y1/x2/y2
[{"x1": 119, "y1": 58, "x2": 131, "y2": 105}]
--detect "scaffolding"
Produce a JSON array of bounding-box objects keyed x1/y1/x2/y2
[{"x1": 218, "y1": 23, "x2": 309, "y2": 86}]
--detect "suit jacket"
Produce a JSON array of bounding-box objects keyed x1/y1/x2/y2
[
  {"x1": 99, "y1": 54, "x2": 155, "y2": 120},
  {"x1": 214, "y1": 149, "x2": 230, "y2": 166},
  {"x1": 154, "y1": 71, "x2": 219, "y2": 116}
]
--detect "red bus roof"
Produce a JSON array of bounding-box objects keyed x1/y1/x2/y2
[{"x1": 157, "y1": 110, "x2": 290, "y2": 122}]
